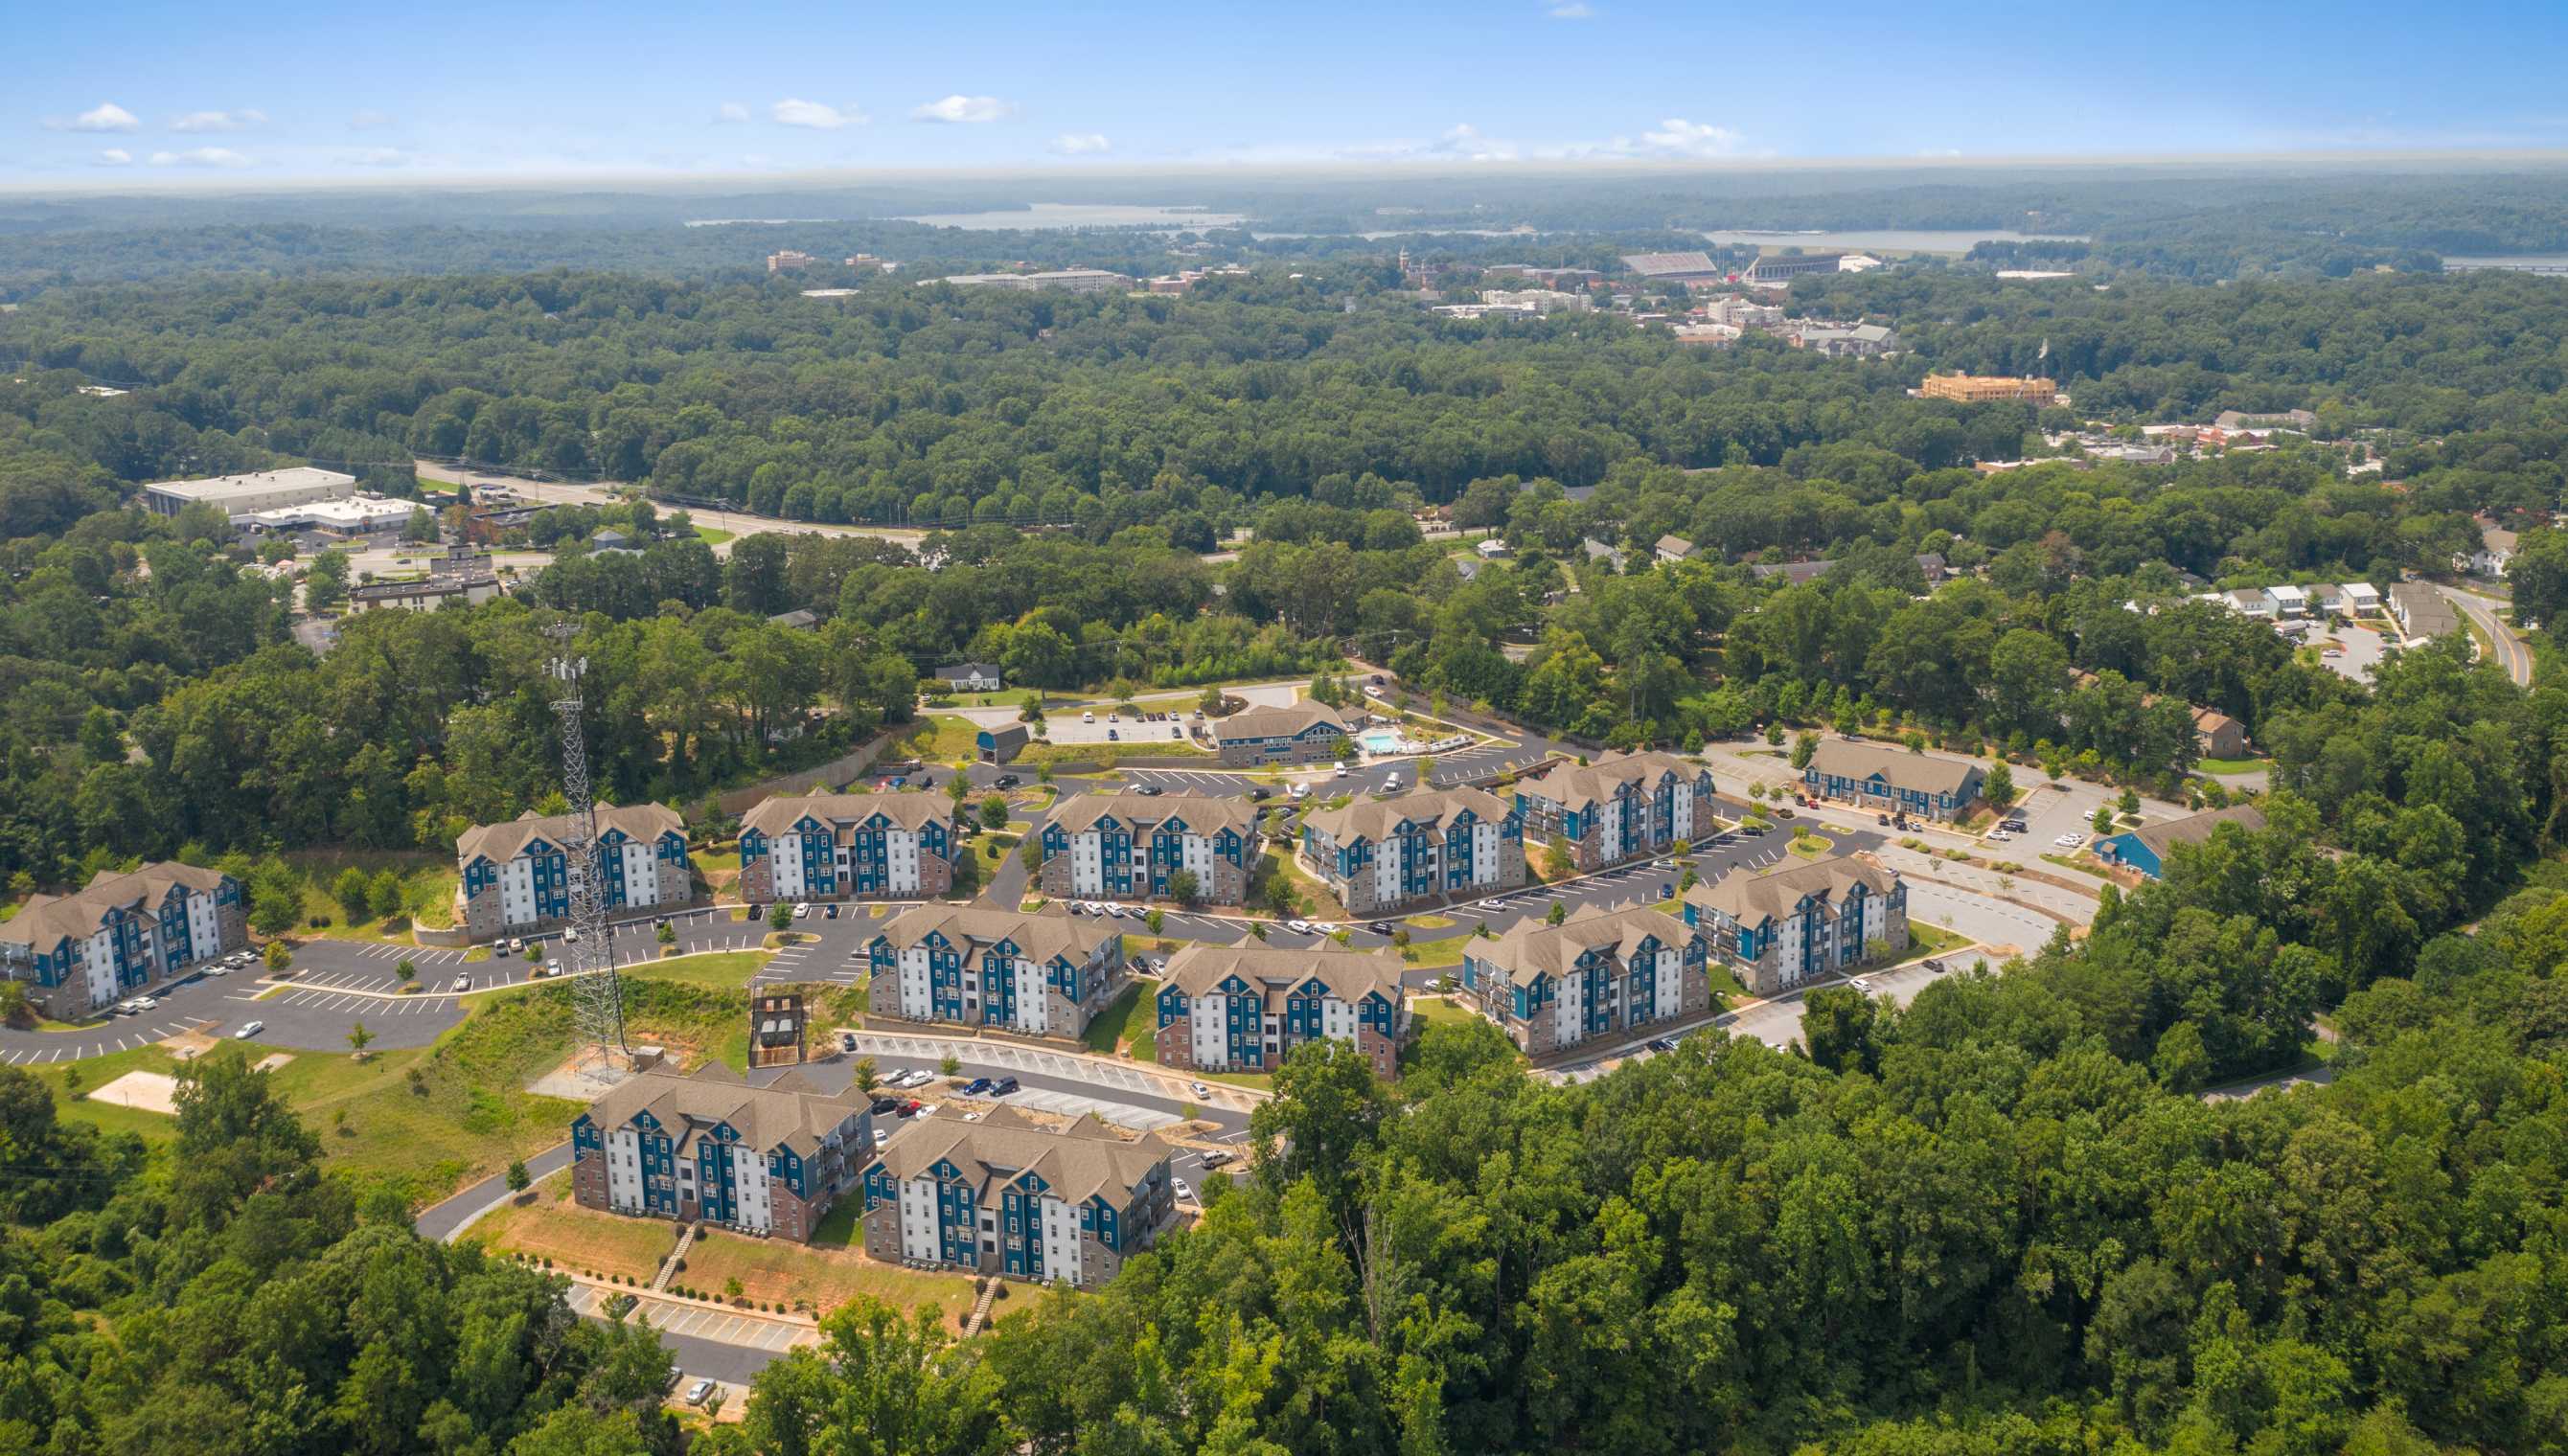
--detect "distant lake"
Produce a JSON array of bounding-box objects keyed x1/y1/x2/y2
[
  {"x1": 894, "y1": 203, "x2": 1247, "y2": 231},
  {"x1": 1703, "y1": 228, "x2": 2088, "y2": 253},
  {"x1": 2442, "y1": 254, "x2": 2568, "y2": 273}
]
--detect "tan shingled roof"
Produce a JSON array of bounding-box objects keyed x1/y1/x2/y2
[
  {"x1": 1160, "y1": 944, "x2": 1404, "y2": 1007},
  {"x1": 1480, "y1": 904, "x2": 1699, "y2": 987},
  {"x1": 1047, "y1": 792, "x2": 1261, "y2": 838},
  {"x1": 870, "y1": 905, "x2": 1118, "y2": 967},
  {"x1": 0, "y1": 861, "x2": 230, "y2": 949},
  {"x1": 581, "y1": 1062, "x2": 866, "y2": 1158},
  {"x1": 1516, "y1": 750, "x2": 1708, "y2": 811},
  {"x1": 741, "y1": 791, "x2": 955, "y2": 839},
  {"x1": 1301, "y1": 786, "x2": 1513, "y2": 845},
  {"x1": 1805, "y1": 739, "x2": 1982, "y2": 797},
  {"x1": 1213, "y1": 701, "x2": 1349, "y2": 743},
  {"x1": 2128, "y1": 805, "x2": 2267, "y2": 860},
  {"x1": 456, "y1": 802, "x2": 684, "y2": 868},
  {"x1": 1684, "y1": 853, "x2": 1896, "y2": 927},
  {"x1": 877, "y1": 1106, "x2": 1170, "y2": 1205}
]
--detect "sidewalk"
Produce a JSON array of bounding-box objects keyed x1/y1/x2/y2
[{"x1": 839, "y1": 1025, "x2": 1270, "y2": 1110}]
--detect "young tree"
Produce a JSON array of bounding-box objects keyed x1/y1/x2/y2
[
  {"x1": 395, "y1": 958, "x2": 416, "y2": 984},
  {"x1": 1791, "y1": 731, "x2": 1819, "y2": 769},
  {"x1": 657, "y1": 921, "x2": 676, "y2": 945},
  {"x1": 264, "y1": 940, "x2": 292, "y2": 971},
  {"x1": 1984, "y1": 760, "x2": 2017, "y2": 810},
  {"x1": 506, "y1": 1158, "x2": 531, "y2": 1193},
  {"x1": 853, "y1": 1058, "x2": 880, "y2": 1095},
  {"x1": 769, "y1": 901, "x2": 794, "y2": 932},
  {"x1": 1546, "y1": 901, "x2": 1568, "y2": 926},
  {"x1": 368, "y1": 868, "x2": 404, "y2": 920},
  {"x1": 347, "y1": 1021, "x2": 374, "y2": 1059},
  {"x1": 331, "y1": 866, "x2": 374, "y2": 921},
  {"x1": 2092, "y1": 804, "x2": 2117, "y2": 834},
  {"x1": 937, "y1": 1054, "x2": 961, "y2": 1078},
  {"x1": 1542, "y1": 835, "x2": 1574, "y2": 879},
  {"x1": 250, "y1": 879, "x2": 303, "y2": 938},
  {"x1": 2117, "y1": 786, "x2": 2141, "y2": 817},
  {"x1": 978, "y1": 795, "x2": 1010, "y2": 830},
  {"x1": 1167, "y1": 869, "x2": 1202, "y2": 908},
  {"x1": 1144, "y1": 908, "x2": 1164, "y2": 934}
]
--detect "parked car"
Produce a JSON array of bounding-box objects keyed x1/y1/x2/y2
[
  {"x1": 1104, "y1": 902, "x2": 1127, "y2": 918},
  {"x1": 451, "y1": 974, "x2": 471, "y2": 991},
  {"x1": 994, "y1": 774, "x2": 1020, "y2": 788},
  {"x1": 961, "y1": 1077, "x2": 994, "y2": 1095},
  {"x1": 872, "y1": 1128, "x2": 889, "y2": 1149},
  {"x1": 991, "y1": 1077, "x2": 1020, "y2": 1096},
  {"x1": 1776, "y1": 806, "x2": 1795, "y2": 818},
  {"x1": 2001, "y1": 818, "x2": 2029, "y2": 832},
  {"x1": 1742, "y1": 825, "x2": 1768, "y2": 836},
  {"x1": 792, "y1": 902, "x2": 811, "y2": 919},
  {"x1": 562, "y1": 926, "x2": 580, "y2": 942},
  {"x1": 1246, "y1": 787, "x2": 1271, "y2": 801},
  {"x1": 825, "y1": 903, "x2": 840, "y2": 919},
  {"x1": 1987, "y1": 830, "x2": 2013, "y2": 843},
  {"x1": 2054, "y1": 832, "x2": 2085, "y2": 848},
  {"x1": 1645, "y1": 1038, "x2": 1678, "y2": 1054},
  {"x1": 1173, "y1": 1178, "x2": 1197, "y2": 1203},
  {"x1": 1286, "y1": 919, "x2": 1313, "y2": 934},
  {"x1": 1367, "y1": 920, "x2": 1394, "y2": 935},
  {"x1": 1922, "y1": 958, "x2": 1948, "y2": 973},
  {"x1": 840, "y1": 1032, "x2": 860, "y2": 1053},
  {"x1": 1660, "y1": 883, "x2": 1673, "y2": 899},
  {"x1": 1876, "y1": 813, "x2": 1890, "y2": 826},
  {"x1": 544, "y1": 959, "x2": 563, "y2": 977},
  {"x1": 684, "y1": 1378, "x2": 717, "y2": 1407},
  {"x1": 506, "y1": 937, "x2": 524, "y2": 953},
  {"x1": 1850, "y1": 977, "x2": 1872, "y2": 993},
  {"x1": 871, "y1": 1096, "x2": 901, "y2": 1114},
  {"x1": 1382, "y1": 772, "x2": 1403, "y2": 791},
  {"x1": 1134, "y1": 784, "x2": 1163, "y2": 796},
  {"x1": 235, "y1": 1020, "x2": 264, "y2": 1039},
  {"x1": 1189, "y1": 1081, "x2": 1212, "y2": 1099},
  {"x1": 205, "y1": 962, "x2": 229, "y2": 976},
  {"x1": 1199, "y1": 1149, "x2": 1234, "y2": 1169}
]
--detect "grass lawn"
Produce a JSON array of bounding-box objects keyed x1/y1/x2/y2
[
  {"x1": 694, "y1": 525, "x2": 735, "y2": 546},
  {"x1": 1254, "y1": 844, "x2": 1349, "y2": 921},
  {"x1": 1081, "y1": 982, "x2": 1146, "y2": 1056},
  {"x1": 1405, "y1": 913, "x2": 1456, "y2": 929},
  {"x1": 925, "y1": 688, "x2": 1040, "y2": 710},
  {"x1": 691, "y1": 1222, "x2": 978, "y2": 1327},
  {"x1": 1399, "y1": 935, "x2": 1477, "y2": 969},
  {"x1": 1018, "y1": 738, "x2": 1211, "y2": 767},
  {"x1": 284, "y1": 851, "x2": 461, "y2": 939},
  {"x1": 1408, "y1": 994, "x2": 1478, "y2": 1028},
  {"x1": 2196, "y1": 758, "x2": 2270, "y2": 775},
  {"x1": 467, "y1": 1182, "x2": 675, "y2": 1285},
  {"x1": 1787, "y1": 832, "x2": 1837, "y2": 859},
  {"x1": 627, "y1": 950, "x2": 771, "y2": 990},
  {"x1": 893, "y1": 715, "x2": 983, "y2": 764},
  {"x1": 1906, "y1": 921, "x2": 1972, "y2": 958}
]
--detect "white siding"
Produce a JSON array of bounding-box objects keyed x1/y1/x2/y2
[
  {"x1": 1670, "y1": 784, "x2": 1694, "y2": 840},
  {"x1": 1552, "y1": 971, "x2": 1584, "y2": 1046},
  {"x1": 1040, "y1": 1196, "x2": 1082, "y2": 1285},
  {"x1": 1372, "y1": 844, "x2": 1400, "y2": 903},
  {"x1": 82, "y1": 934, "x2": 116, "y2": 1010},
  {"x1": 1070, "y1": 832, "x2": 1103, "y2": 896},
  {"x1": 621, "y1": 841, "x2": 661, "y2": 908},
  {"x1": 886, "y1": 828, "x2": 922, "y2": 895},
  {"x1": 729, "y1": 1144, "x2": 772, "y2": 1233},
  {"x1": 1470, "y1": 822, "x2": 1500, "y2": 886},
  {"x1": 1653, "y1": 946, "x2": 1682, "y2": 1021},
  {"x1": 1011, "y1": 957, "x2": 1049, "y2": 1035},
  {"x1": 183, "y1": 892, "x2": 221, "y2": 962},
  {"x1": 771, "y1": 832, "x2": 808, "y2": 899},
  {"x1": 899, "y1": 1180, "x2": 940, "y2": 1262},
  {"x1": 1181, "y1": 833, "x2": 1216, "y2": 883},
  {"x1": 499, "y1": 857, "x2": 538, "y2": 927},
  {"x1": 1191, "y1": 992, "x2": 1227, "y2": 1066},
  {"x1": 898, "y1": 945, "x2": 934, "y2": 1019},
  {"x1": 605, "y1": 1127, "x2": 643, "y2": 1213},
  {"x1": 1595, "y1": 801, "x2": 1624, "y2": 857},
  {"x1": 1320, "y1": 995, "x2": 1357, "y2": 1045}
]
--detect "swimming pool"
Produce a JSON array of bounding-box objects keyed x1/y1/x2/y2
[{"x1": 1359, "y1": 729, "x2": 1410, "y2": 754}]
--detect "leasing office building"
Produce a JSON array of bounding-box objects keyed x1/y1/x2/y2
[
  {"x1": 1512, "y1": 751, "x2": 1717, "y2": 872},
  {"x1": 0, "y1": 863, "x2": 248, "y2": 1020},
  {"x1": 863, "y1": 905, "x2": 1126, "y2": 1037},
  {"x1": 1154, "y1": 944, "x2": 1410, "y2": 1078},
  {"x1": 1681, "y1": 854, "x2": 1909, "y2": 997},
  {"x1": 454, "y1": 803, "x2": 692, "y2": 942},
  {"x1": 1211, "y1": 701, "x2": 1352, "y2": 766},
  {"x1": 1800, "y1": 740, "x2": 1984, "y2": 823},
  {"x1": 1459, "y1": 905, "x2": 1712, "y2": 1057},
  {"x1": 1298, "y1": 787, "x2": 1527, "y2": 916},
  {"x1": 569, "y1": 1062, "x2": 873, "y2": 1242},
  {"x1": 1037, "y1": 793, "x2": 1262, "y2": 905},
  {"x1": 862, "y1": 1106, "x2": 1177, "y2": 1287},
  {"x1": 737, "y1": 791, "x2": 961, "y2": 902}
]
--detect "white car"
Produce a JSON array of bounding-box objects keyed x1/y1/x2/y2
[
  {"x1": 1850, "y1": 978, "x2": 1871, "y2": 994},
  {"x1": 451, "y1": 974, "x2": 471, "y2": 992},
  {"x1": 793, "y1": 902, "x2": 811, "y2": 919},
  {"x1": 562, "y1": 926, "x2": 579, "y2": 943},
  {"x1": 234, "y1": 1020, "x2": 264, "y2": 1039},
  {"x1": 1334, "y1": 763, "x2": 1348, "y2": 778},
  {"x1": 684, "y1": 1378, "x2": 717, "y2": 1408},
  {"x1": 1190, "y1": 1081, "x2": 1211, "y2": 1099},
  {"x1": 1286, "y1": 919, "x2": 1313, "y2": 934},
  {"x1": 1289, "y1": 784, "x2": 1310, "y2": 800},
  {"x1": 2054, "y1": 832, "x2": 2085, "y2": 848},
  {"x1": 1174, "y1": 1178, "x2": 1197, "y2": 1203},
  {"x1": 1082, "y1": 711, "x2": 1095, "y2": 723},
  {"x1": 1382, "y1": 774, "x2": 1403, "y2": 791},
  {"x1": 205, "y1": 963, "x2": 229, "y2": 976},
  {"x1": 545, "y1": 959, "x2": 563, "y2": 977},
  {"x1": 872, "y1": 1127, "x2": 889, "y2": 1148},
  {"x1": 1104, "y1": 902, "x2": 1127, "y2": 918},
  {"x1": 1987, "y1": 830, "x2": 2012, "y2": 843},
  {"x1": 133, "y1": 995, "x2": 158, "y2": 1011}
]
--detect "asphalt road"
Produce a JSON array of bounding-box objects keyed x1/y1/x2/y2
[{"x1": 2438, "y1": 582, "x2": 2531, "y2": 686}]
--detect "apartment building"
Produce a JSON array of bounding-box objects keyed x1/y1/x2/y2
[
  {"x1": 862, "y1": 1107, "x2": 1177, "y2": 1286},
  {"x1": 1298, "y1": 787, "x2": 1526, "y2": 916},
  {"x1": 454, "y1": 803, "x2": 691, "y2": 942},
  {"x1": 0, "y1": 863, "x2": 247, "y2": 1020},
  {"x1": 863, "y1": 905, "x2": 1124, "y2": 1037},
  {"x1": 2388, "y1": 581, "x2": 2461, "y2": 642},
  {"x1": 1211, "y1": 701, "x2": 1352, "y2": 766},
  {"x1": 569, "y1": 1062, "x2": 871, "y2": 1242},
  {"x1": 1153, "y1": 944, "x2": 1410, "y2": 1078},
  {"x1": 1919, "y1": 373, "x2": 2058, "y2": 405},
  {"x1": 1801, "y1": 740, "x2": 1984, "y2": 823},
  {"x1": 1038, "y1": 793, "x2": 1262, "y2": 904},
  {"x1": 1512, "y1": 750, "x2": 1717, "y2": 872},
  {"x1": 1458, "y1": 905, "x2": 1711, "y2": 1056},
  {"x1": 938, "y1": 269, "x2": 1135, "y2": 294},
  {"x1": 1681, "y1": 855, "x2": 1908, "y2": 997},
  {"x1": 736, "y1": 792, "x2": 960, "y2": 902}
]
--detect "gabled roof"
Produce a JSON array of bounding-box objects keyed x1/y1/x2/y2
[
  {"x1": 580, "y1": 1061, "x2": 865, "y2": 1159},
  {"x1": 1478, "y1": 904, "x2": 1698, "y2": 987},
  {"x1": 1049, "y1": 792, "x2": 1261, "y2": 838},
  {"x1": 741, "y1": 790, "x2": 955, "y2": 839},
  {"x1": 935, "y1": 661, "x2": 1002, "y2": 679},
  {"x1": 1517, "y1": 750, "x2": 1707, "y2": 812},
  {"x1": 1214, "y1": 701, "x2": 1349, "y2": 743},
  {"x1": 2124, "y1": 805, "x2": 2267, "y2": 861},
  {"x1": 1302, "y1": 786, "x2": 1513, "y2": 846},
  {"x1": 878, "y1": 1106, "x2": 1170, "y2": 1206},
  {"x1": 457, "y1": 802, "x2": 683, "y2": 867},
  {"x1": 1804, "y1": 739, "x2": 1982, "y2": 797},
  {"x1": 871, "y1": 904, "x2": 1117, "y2": 967},
  {"x1": 1656, "y1": 535, "x2": 1697, "y2": 557},
  {"x1": 1160, "y1": 944, "x2": 1404, "y2": 1007},
  {"x1": 1685, "y1": 854, "x2": 1897, "y2": 928},
  {"x1": 0, "y1": 861, "x2": 233, "y2": 950},
  {"x1": 768, "y1": 609, "x2": 819, "y2": 629}
]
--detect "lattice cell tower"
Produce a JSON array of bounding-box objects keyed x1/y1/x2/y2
[{"x1": 546, "y1": 622, "x2": 629, "y2": 1069}]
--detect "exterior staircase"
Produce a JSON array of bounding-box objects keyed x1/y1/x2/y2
[
  {"x1": 653, "y1": 1221, "x2": 699, "y2": 1292},
  {"x1": 960, "y1": 1279, "x2": 1002, "y2": 1336}
]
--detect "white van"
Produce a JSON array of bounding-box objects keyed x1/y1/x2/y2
[{"x1": 1383, "y1": 772, "x2": 1403, "y2": 792}]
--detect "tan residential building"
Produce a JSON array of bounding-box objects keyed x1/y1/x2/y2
[{"x1": 1920, "y1": 373, "x2": 2058, "y2": 405}]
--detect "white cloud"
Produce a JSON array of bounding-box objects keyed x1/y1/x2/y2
[
  {"x1": 770, "y1": 98, "x2": 866, "y2": 129},
  {"x1": 1049, "y1": 131, "x2": 1112, "y2": 155},
  {"x1": 171, "y1": 108, "x2": 266, "y2": 133},
  {"x1": 1637, "y1": 117, "x2": 1743, "y2": 157},
  {"x1": 53, "y1": 102, "x2": 140, "y2": 133},
  {"x1": 148, "y1": 147, "x2": 252, "y2": 168},
  {"x1": 348, "y1": 147, "x2": 412, "y2": 167},
  {"x1": 911, "y1": 94, "x2": 1015, "y2": 124},
  {"x1": 1430, "y1": 123, "x2": 1518, "y2": 160},
  {"x1": 349, "y1": 108, "x2": 395, "y2": 129},
  {"x1": 715, "y1": 102, "x2": 751, "y2": 124},
  {"x1": 1548, "y1": 2, "x2": 1595, "y2": 16},
  {"x1": 95, "y1": 149, "x2": 133, "y2": 166}
]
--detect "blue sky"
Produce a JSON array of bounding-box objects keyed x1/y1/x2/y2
[{"x1": 13, "y1": 0, "x2": 2568, "y2": 186}]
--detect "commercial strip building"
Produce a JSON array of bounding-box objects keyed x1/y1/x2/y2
[
  {"x1": 1681, "y1": 854, "x2": 1908, "y2": 997},
  {"x1": 936, "y1": 269, "x2": 1135, "y2": 294},
  {"x1": 0, "y1": 863, "x2": 247, "y2": 1020},
  {"x1": 569, "y1": 1062, "x2": 873, "y2": 1241},
  {"x1": 1800, "y1": 740, "x2": 1985, "y2": 823},
  {"x1": 140, "y1": 466, "x2": 357, "y2": 518},
  {"x1": 1153, "y1": 944, "x2": 1410, "y2": 1078},
  {"x1": 736, "y1": 792, "x2": 961, "y2": 902},
  {"x1": 2094, "y1": 805, "x2": 2268, "y2": 879},
  {"x1": 1512, "y1": 750, "x2": 1718, "y2": 872},
  {"x1": 1210, "y1": 701, "x2": 1352, "y2": 766},
  {"x1": 1297, "y1": 787, "x2": 1526, "y2": 916},
  {"x1": 1919, "y1": 373, "x2": 2058, "y2": 405},
  {"x1": 862, "y1": 905, "x2": 1125, "y2": 1037},
  {"x1": 1459, "y1": 905, "x2": 1712, "y2": 1057},
  {"x1": 1038, "y1": 793, "x2": 1263, "y2": 905},
  {"x1": 454, "y1": 803, "x2": 692, "y2": 942},
  {"x1": 241, "y1": 493, "x2": 420, "y2": 535},
  {"x1": 861, "y1": 1107, "x2": 1177, "y2": 1287},
  {"x1": 348, "y1": 571, "x2": 504, "y2": 612}
]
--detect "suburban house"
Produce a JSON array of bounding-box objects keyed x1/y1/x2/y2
[
  {"x1": 1038, "y1": 793, "x2": 1262, "y2": 904},
  {"x1": 1681, "y1": 855, "x2": 1908, "y2": 997},
  {"x1": 861, "y1": 1107, "x2": 1176, "y2": 1286},
  {"x1": 1801, "y1": 740, "x2": 1985, "y2": 822},
  {"x1": 736, "y1": 791, "x2": 960, "y2": 902},
  {"x1": 2227, "y1": 588, "x2": 2279, "y2": 619},
  {"x1": 2460, "y1": 520, "x2": 2517, "y2": 578},
  {"x1": 2094, "y1": 805, "x2": 2268, "y2": 879},
  {"x1": 1153, "y1": 944, "x2": 1410, "y2": 1078},
  {"x1": 2192, "y1": 708, "x2": 2251, "y2": 761},
  {"x1": 934, "y1": 663, "x2": 1004, "y2": 693},
  {"x1": 2263, "y1": 584, "x2": 2312, "y2": 617},
  {"x1": 1298, "y1": 787, "x2": 1528, "y2": 915},
  {"x1": 1582, "y1": 537, "x2": 1630, "y2": 572},
  {"x1": 0, "y1": 863, "x2": 247, "y2": 1021},
  {"x1": 1513, "y1": 751, "x2": 1718, "y2": 872},
  {"x1": 2388, "y1": 582, "x2": 2461, "y2": 642},
  {"x1": 768, "y1": 609, "x2": 819, "y2": 631},
  {"x1": 1655, "y1": 535, "x2": 1701, "y2": 565},
  {"x1": 569, "y1": 1061, "x2": 873, "y2": 1242},
  {"x1": 1211, "y1": 701, "x2": 1351, "y2": 766},
  {"x1": 454, "y1": 804, "x2": 691, "y2": 942},
  {"x1": 863, "y1": 905, "x2": 1124, "y2": 1037},
  {"x1": 1459, "y1": 905, "x2": 1711, "y2": 1056},
  {"x1": 2341, "y1": 581, "x2": 2382, "y2": 615},
  {"x1": 976, "y1": 724, "x2": 1030, "y2": 763}
]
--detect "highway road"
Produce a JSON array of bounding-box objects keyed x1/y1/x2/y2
[{"x1": 2437, "y1": 582, "x2": 2532, "y2": 686}]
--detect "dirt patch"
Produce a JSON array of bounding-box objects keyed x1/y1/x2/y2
[
  {"x1": 163, "y1": 1029, "x2": 220, "y2": 1059},
  {"x1": 526, "y1": 1051, "x2": 645, "y2": 1103},
  {"x1": 91, "y1": 1070, "x2": 181, "y2": 1114},
  {"x1": 253, "y1": 1052, "x2": 295, "y2": 1073}
]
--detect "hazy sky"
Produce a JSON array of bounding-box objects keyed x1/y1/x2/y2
[{"x1": 16, "y1": 0, "x2": 2568, "y2": 185}]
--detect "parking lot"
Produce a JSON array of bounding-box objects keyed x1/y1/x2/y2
[
  {"x1": 1034, "y1": 710, "x2": 1200, "y2": 747},
  {"x1": 2313, "y1": 618, "x2": 2387, "y2": 684}
]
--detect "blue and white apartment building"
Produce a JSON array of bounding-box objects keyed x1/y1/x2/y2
[
  {"x1": 1681, "y1": 854, "x2": 1908, "y2": 996},
  {"x1": 736, "y1": 790, "x2": 960, "y2": 902},
  {"x1": 454, "y1": 803, "x2": 692, "y2": 942},
  {"x1": 1460, "y1": 904, "x2": 1712, "y2": 1057},
  {"x1": 863, "y1": 905, "x2": 1125, "y2": 1037},
  {"x1": 0, "y1": 862, "x2": 247, "y2": 1020},
  {"x1": 1153, "y1": 944, "x2": 1410, "y2": 1079},
  {"x1": 570, "y1": 1062, "x2": 873, "y2": 1242},
  {"x1": 862, "y1": 1106, "x2": 1177, "y2": 1287},
  {"x1": 1037, "y1": 793, "x2": 1262, "y2": 905},
  {"x1": 1513, "y1": 751, "x2": 1718, "y2": 872},
  {"x1": 1297, "y1": 787, "x2": 1528, "y2": 915}
]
